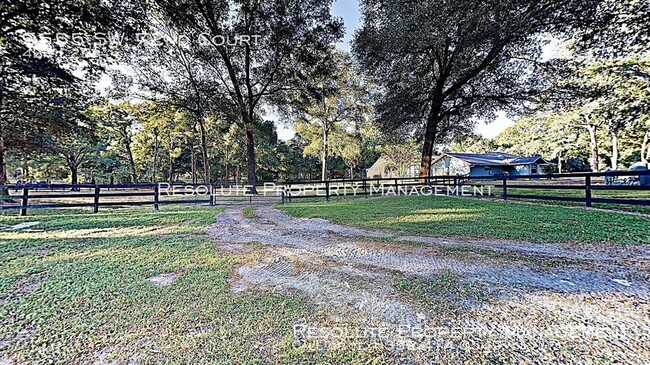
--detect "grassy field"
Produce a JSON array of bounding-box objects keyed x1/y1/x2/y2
[
  {"x1": 280, "y1": 195, "x2": 650, "y2": 244},
  {"x1": 0, "y1": 206, "x2": 374, "y2": 364}
]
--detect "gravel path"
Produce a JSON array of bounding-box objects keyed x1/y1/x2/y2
[{"x1": 208, "y1": 205, "x2": 650, "y2": 364}]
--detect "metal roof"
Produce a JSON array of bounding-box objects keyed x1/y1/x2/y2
[{"x1": 444, "y1": 153, "x2": 548, "y2": 166}]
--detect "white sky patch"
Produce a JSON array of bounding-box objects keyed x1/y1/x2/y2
[{"x1": 475, "y1": 112, "x2": 516, "y2": 139}]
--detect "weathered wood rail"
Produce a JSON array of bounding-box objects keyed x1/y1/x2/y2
[
  {"x1": 2, "y1": 170, "x2": 649, "y2": 215},
  {"x1": 0, "y1": 183, "x2": 280, "y2": 216},
  {"x1": 282, "y1": 170, "x2": 650, "y2": 208}
]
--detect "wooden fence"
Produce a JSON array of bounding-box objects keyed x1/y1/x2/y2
[
  {"x1": 282, "y1": 170, "x2": 650, "y2": 208},
  {"x1": 0, "y1": 183, "x2": 281, "y2": 216},
  {"x1": 2, "y1": 170, "x2": 649, "y2": 215}
]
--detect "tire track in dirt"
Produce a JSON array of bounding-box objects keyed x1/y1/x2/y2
[{"x1": 208, "y1": 205, "x2": 650, "y2": 363}]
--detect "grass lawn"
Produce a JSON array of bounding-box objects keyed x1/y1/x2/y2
[
  {"x1": 279, "y1": 195, "x2": 650, "y2": 244},
  {"x1": 0, "y1": 206, "x2": 373, "y2": 364}
]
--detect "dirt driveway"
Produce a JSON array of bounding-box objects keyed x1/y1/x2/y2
[{"x1": 208, "y1": 205, "x2": 650, "y2": 364}]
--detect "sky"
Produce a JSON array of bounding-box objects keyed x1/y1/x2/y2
[{"x1": 331, "y1": 0, "x2": 362, "y2": 52}]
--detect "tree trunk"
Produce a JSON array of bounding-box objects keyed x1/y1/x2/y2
[
  {"x1": 69, "y1": 162, "x2": 79, "y2": 186},
  {"x1": 190, "y1": 147, "x2": 197, "y2": 184},
  {"x1": 321, "y1": 125, "x2": 328, "y2": 181},
  {"x1": 419, "y1": 111, "x2": 441, "y2": 179},
  {"x1": 242, "y1": 115, "x2": 257, "y2": 193},
  {"x1": 587, "y1": 125, "x2": 599, "y2": 172},
  {"x1": 198, "y1": 120, "x2": 210, "y2": 183},
  {"x1": 642, "y1": 130, "x2": 649, "y2": 164},
  {"x1": 151, "y1": 130, "x2": 159, "y2": 183},
  {"x1": 558, "y1": 153, "x2": 563, "y2": 174},
  {"x1": 168, "y1": 156, "x2": 174, "y2": 184},
  {"x1": 122, "y1": 128, "x2": 138, "y2": 184},
  {"x1": 224, "y1": 148, "x2": 229, "y2": 187},
  {"x1": 0, "y1": 96, "x2": 8, "y2": 197},
  {"x1": 23, "y1": 159, "x2": 29, "y2": 180},
  {"x1": 168, "y1": 136, "x2": 174, "y2": 184},
  {"x1": 645, "y1": 134, "x2": 650, "y2": 161},
  {"x1": 610, "y1": 131, "x2": 618, "y2": 170}
]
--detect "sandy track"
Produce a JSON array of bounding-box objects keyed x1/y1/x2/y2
[{"x1": 208, "y1": 205, "x2": 650, "y2": 364}]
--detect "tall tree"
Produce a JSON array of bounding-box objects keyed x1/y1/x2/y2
[
  {"x1": 1, "y1": 0, "x2": 145, "y2": 193},
  {"x1": 380, "y1": 141, "x2": 420, "y2": 178},
  {"x1": 292, "y1": 53, "x2": 370, "y2": 180},
  {"x1": 120, "y1": 14, "x2": 224, "y2": 184},
  {"x1": 354, "y1": 0, "x2": 599, "y2": 178},
  {"x1": 539, "y1": 55, "x2": 650, "y2": 171},
  {"x1": 93, "y1": 102, "x2": 142, "y2": 183},
  {"x1": 150, "y1": 0, "x2": 343, "y2": 191}
]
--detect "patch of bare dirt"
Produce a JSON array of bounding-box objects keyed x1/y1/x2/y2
[
  {"x1": 0, "y1": 274, "x2": 46, "y2": 306},
  {"x1": 208, "y1": 206, "x2": 650, "y2": 363},
  {"x1": 146, "y1": 272, "x2": 179, "y2": 287}
]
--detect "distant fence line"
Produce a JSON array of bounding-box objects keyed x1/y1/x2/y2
[
  {"x1": 2, "y1": 170, "x2": 650, "y2": 216},
  {"x1": 283, "y1": 170, "x2": 650, "y2": 206}
]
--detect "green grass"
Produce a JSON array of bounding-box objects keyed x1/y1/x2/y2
[
  {"x1": 242, "y1": 205, "x2": 259, "y2": 219},
  {"x1": 396, "y1": 272, "x2": 484, "y2": 314},
  {"x1": 0, "y1": 206, "x2": 376, "y2": 364},
  {"x1": 279, "y1": 195, "x2": 650, "y2": 244}
]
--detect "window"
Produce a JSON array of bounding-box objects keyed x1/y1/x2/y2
[
  {"x1": 531, "y1": 165, "x2": 538, "y2": 174},
  {"x1": 484, "y1": 166, "x2": 492, "y2": 171}
]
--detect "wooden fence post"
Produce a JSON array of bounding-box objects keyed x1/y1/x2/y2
[
  {"x1": 287, "y1": 184, "x2": 291, "y2": 204},
  {"x1": 93, "y1": 186, "x2": 100, "y2": 214},
  {"x1": 20, "y1": 188, "x2": 28, "y2": 216},
  {"x1": 325, "y1": 181, "x2": 330, "y2": 202},
  {"x1": 363, "y1": 178, "x2": 368, "y2": 198},
  {"x1": 501, "y1": 177, "x2": 508, "y2": 200},
  {"x1": 209, "y1": 184, "x2": 215, "y2": 206},
  {"x1": 153, "y1": 184, "x2": 159, "y2": 211},
  {"x1": 585, "y1": 176, "x2": 592, "y2": 208}
]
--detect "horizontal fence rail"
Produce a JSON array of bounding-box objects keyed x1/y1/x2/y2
[
  {"x1": 282, "y1": 170, "x2": 650, "y2": 208},
  {"x1": 2, "y1": 169, "x2": 649, "y2": 215},
  {"x1": 0, "y1": 182, "x2": 284, "y2": 216}
]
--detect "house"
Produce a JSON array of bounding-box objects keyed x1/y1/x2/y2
[{"x1": 431, "y1": 152, "x2": 550, "y2": 177}]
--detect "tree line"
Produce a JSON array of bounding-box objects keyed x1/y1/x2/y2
[{"x1": 1, "y1": 0, "x2": 648, "y2": 192}]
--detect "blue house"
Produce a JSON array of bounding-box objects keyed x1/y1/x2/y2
[{"x1": 431, "y1": 152, "x2": 550, "y2": 177}]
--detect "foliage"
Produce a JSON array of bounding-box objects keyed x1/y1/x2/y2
[
  {"x1": 523, "y1": 54, "x2": 650, "y2": 171},
  {"x1": 0, "y1": 0, "x2": 146, "y2": 188},
  {"x1": 146, "y1": 0, "x2": 344, "y2": 187},
  {"x1": 572, "y1": 0, "x2": 650, "y2": 58},
  {"x1": 3, "y1": 0, "x2": 649, "y2": 188},
  {"x1": 353, "y1": 0, "x2": 598, "y2": 177},
  {"x1": 291, "y1": 52, "x2": 371, "y2": 180}
]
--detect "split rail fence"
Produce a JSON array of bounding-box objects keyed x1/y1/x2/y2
[{"x1": 2, "y1": 170, "x2": 649, "y2": 216}]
